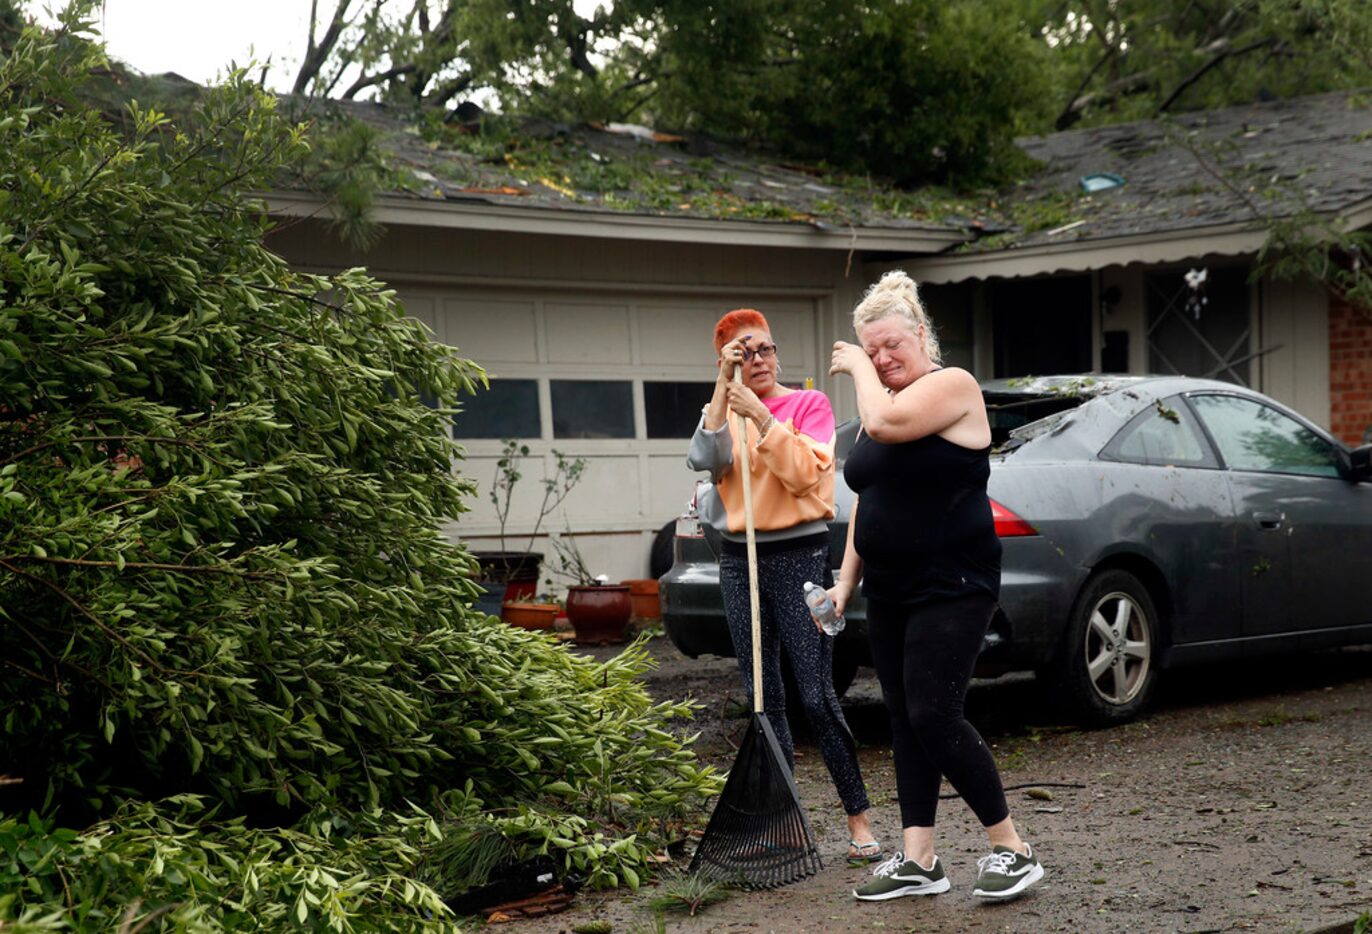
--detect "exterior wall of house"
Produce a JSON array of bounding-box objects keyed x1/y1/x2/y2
[
  {"x1": 1328, "y1": 295, "x2": 1372, "y2": 446},
  {"x1": 266, "y1": 220, "x2": 871, "y2": 583},
  {"x1": 267, "y1": 209, "x2": 1358, "y2": 583},
  {"x1": 1099, "y1": 266, "x2": 1149, "y2": 374},
  {"x1": 1258, "y1": 274, "x2": 1331, "y2": 430}
]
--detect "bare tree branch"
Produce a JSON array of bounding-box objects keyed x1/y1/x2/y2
[
  {"x1": 1056, "y1": 69, "x2": 1158, "y2": 128},
  {"x1": 1157, "y1": 37, "x2": 1278, "y2": 113},
  {"x1": 428, "y1": 72, "x2": 475, "y2": 108},
  {"x1": 1056, "y1": 41, "x2": 1119, "y2": 130},
  {"x1": 565, "y1": 19, "x2": 598, "y2": 79},
  {"x1": 321, "y1": 61, "x2": 347, "y2": 97},
  {"x1": 612, "y1": 70, "x2": 664, "y2": 98},
  {"x1": 293, "y1": 0, "x2": 356, "y2": 95},
  {"x1": 342, "y1": 63, "x2": 418, "y2": 99}
]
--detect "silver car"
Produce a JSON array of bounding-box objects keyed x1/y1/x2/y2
[{"x1": 661, "y1": 376, "x2": 1372, "y2": 725}]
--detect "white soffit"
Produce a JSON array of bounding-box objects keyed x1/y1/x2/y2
[
  {"x1": 907, "y1": 223, "x2": 1270, "y2": 284},
  {"x1": 1338, "y1": 196, "x2": 1372, "y2": 234},
  {"x1": 263, "y1": 192, "x2": 966, "y2": 253}
]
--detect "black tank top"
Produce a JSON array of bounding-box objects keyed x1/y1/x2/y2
[{"x1": 843, "y1": 430, "x2": 1001, "y2": 605}]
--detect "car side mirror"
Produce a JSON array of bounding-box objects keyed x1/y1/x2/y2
[{"x1": 1348, "y1": 444, "x2": 1372, "y2": 482}]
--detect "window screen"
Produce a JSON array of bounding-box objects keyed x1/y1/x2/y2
[{"x1": 1145, "y1": 267, "x2": 1251, "y2": 385}]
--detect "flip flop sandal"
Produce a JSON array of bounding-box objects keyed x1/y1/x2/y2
[{"x1": 848, "y1": 839, "x2": 883, "y2": 864}]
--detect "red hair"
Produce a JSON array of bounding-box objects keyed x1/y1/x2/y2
[{"x1": 713, "y1": 308, "x2": 770, "y2": 353}]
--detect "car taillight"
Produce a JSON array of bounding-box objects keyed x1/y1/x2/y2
[{"x1": 990, "y1": 499, "x2": 1037, "y2": 537}]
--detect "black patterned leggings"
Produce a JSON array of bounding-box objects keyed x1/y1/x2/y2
[
  {"x1": 866, "y1": 591, "x2": 1009, "y2": 828},
  {"x1": 719, "y1": 539, "x2": 871, "y2": 816}
]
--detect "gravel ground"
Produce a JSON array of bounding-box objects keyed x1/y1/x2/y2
[{"x1": 498, "y1": 633, "x2": 1372, "y2": 934}]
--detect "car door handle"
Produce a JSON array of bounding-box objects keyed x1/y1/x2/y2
[{"x1": 1253, "y1": 511, "x2": 1284, "y2": 530}]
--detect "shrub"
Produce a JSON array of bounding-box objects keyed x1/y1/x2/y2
[{"x1": 0, "y1": 5, "x2": 718, "y2": 928}]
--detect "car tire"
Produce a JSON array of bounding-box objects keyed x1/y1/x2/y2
[
  {"x1": 649, "y1": 520, "x2": 676, "y2": 581},
  {"x1": 1046, "y1": 568, "x2": 1159, "y2": 727}
]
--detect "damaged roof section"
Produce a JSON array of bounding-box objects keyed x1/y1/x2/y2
[
  {"x1": 978, "y1": 89, "x2": 1372, "y2": 253},
  {"x1": 109, "y1": 70, "x2": 1372, "y2": 259},
  {"x1": 297, "y1": 90, "x2": 1372, "y2": 258},
  {"x1": 280, "y1": 96, "x2": 993, "y2": 238}
]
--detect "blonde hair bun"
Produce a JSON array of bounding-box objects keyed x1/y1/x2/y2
[
  {"x1": 850, "y1": 269, "x2": 942, "y2": 366},
  {"x1": 873, "y1": 270, "x2": 917, "y2": 295}
]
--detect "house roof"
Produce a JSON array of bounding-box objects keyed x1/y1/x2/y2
[
  {"x1": 268, "y1": 97, "x2": 973, "y2": 253},
  {"x1": 914, "y1": 89, "x2": 1372, "y2": 283},
  {"x1": 254, "y1": 83, "x2": 1372, "y2": 273}
]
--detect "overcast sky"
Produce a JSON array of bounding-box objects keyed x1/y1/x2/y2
[
  {"x1": 82, "y1": 0, "x2": 315, "y2": 92},
  {"x1": 37, "y1": 1, "x2": 603, "y2": 96}
]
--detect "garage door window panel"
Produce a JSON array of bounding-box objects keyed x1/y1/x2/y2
[
  {"x1": 552, "y1": 380, "x2": 635, "y2": 439},
  {"x1": 452, "y1": 378, "x2": 540, "y2": 439},
  {"x1": 644, "y1": 381, "x2": 717, "y2": 439}
]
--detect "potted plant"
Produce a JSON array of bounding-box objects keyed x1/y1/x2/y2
[
  {"x1": 547, "y1": 530, "x2": 631, "y2": 646},
  {"x1": 500, "y1": 593, "x2": 562, "y2": 631},
  {"x1": 621, "y1": 578, "x2": 661, "y2": 621},
  {"x1": 472, "y1": 441, "x2": 586, "y2": 617}
]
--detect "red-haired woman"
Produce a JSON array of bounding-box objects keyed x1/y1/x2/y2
[{"x1": 687, "y1": 308, "x2": 879, "y2": 863}]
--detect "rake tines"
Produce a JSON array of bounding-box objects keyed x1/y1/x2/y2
[{"x1": 689, "y1": 713, "x2": 822, "y2": 889}]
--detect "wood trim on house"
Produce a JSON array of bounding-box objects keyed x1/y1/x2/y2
[
  {"x1": 907, "y1": 224, "x2": 1269, "y2": 284},
  {"x1": 263, "y1": 191, "x2": 966, "y2": 253}
]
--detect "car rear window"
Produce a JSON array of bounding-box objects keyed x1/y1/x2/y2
[
  {"x1": 836, "y1": 392, "x2": 1087, "y2": 459},
  {"x1": 984, "y1": 392, "x2": 1087, "y2": 446}
]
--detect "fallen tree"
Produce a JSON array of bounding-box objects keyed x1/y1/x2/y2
[{"x1": 0, "y1": 5, "x2": 718, "y2": 929}]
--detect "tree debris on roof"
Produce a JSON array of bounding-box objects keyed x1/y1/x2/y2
[
  {"x1": 990, "y1": 90, "x2": 1372, "y2": 251},
  {"x1": 278, "y1": 96, "x2": 1005, "y2": 236},
  {"x1": 103, "y1": 71, "x2": 1372, "y2": 253}
]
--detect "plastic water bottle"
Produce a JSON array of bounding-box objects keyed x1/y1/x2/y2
[{"x1": 803, "y1": 581, "x2": 844, "y2": 636}]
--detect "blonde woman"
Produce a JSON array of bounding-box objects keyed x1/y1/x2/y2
[{"x1": 828, "y1": 272, "x2": 1043, "y2": 902}]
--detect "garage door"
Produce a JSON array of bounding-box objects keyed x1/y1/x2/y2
[{"x1": 397, "y1": 285, "x2": 826, "y2": 579}]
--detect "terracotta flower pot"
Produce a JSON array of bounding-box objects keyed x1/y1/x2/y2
[
  {"x1": 623, "y1": 578, "x2": 661, "y2": 620},
  {"x1": 501, "y1": 601, "x2": 561, "y2": 631},
  {"x1": 564, "y1": 584, "x2": 631, "y2": 645}
]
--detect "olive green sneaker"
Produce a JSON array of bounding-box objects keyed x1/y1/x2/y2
[
  {"x1": 852, "y1": 852, "x2": 950, "y2": 900},
  {"x1": 972, "y1": 844, "x2": 1044, "y2": 900}
]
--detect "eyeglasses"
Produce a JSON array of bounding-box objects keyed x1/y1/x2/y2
[{"x1": 741, "y1": 342, "x2": 778, "y2": 361}]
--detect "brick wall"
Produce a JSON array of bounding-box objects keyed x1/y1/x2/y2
[{"x1": 1329, "y1": 295, "x2": 1372, "y2": 446}]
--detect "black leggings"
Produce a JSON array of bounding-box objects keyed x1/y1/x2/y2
[
  {"x1": 866, "y1": 592, "x2": 1009, "y2": 829},
  {"x1": 719, "y1": 541, "x2": 871, "y2": 816}
]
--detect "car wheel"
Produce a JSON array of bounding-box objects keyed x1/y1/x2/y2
[
  {"x1": 649, "y1": 520, "x2": 676, "y2": 580},
  {"x1": 1048, "y1": 569, "x2": 1159, "y2": 727}
]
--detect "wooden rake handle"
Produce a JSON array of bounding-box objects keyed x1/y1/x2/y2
[{"x1": 733, "y1": 368, "x2": 764, "y2": 714}]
